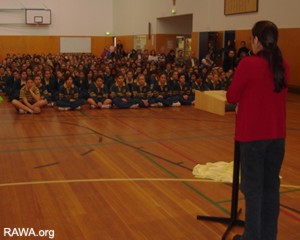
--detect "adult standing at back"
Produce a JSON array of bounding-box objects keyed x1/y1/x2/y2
[
  {"x1": 223, "y1": 49, "x2": 237, "y2": 72},
  {"x1": 227, "y1": 20, "x2": 289, "y2": 240},
  {"x1": 237, "y1": 41, "x2": 250, "y2": 58}
]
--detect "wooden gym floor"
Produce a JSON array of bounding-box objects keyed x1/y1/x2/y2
[{"x1": 0, "y1": 93, "x2": 299, "y2": 240}]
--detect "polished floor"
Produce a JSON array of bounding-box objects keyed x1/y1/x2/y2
[{"x1": 0, "y1": 93, "x2": 299, "y2": 240}]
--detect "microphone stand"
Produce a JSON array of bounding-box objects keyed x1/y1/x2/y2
[{"x1": 197, "y1": 141, "x2": 244, "y2": 240}]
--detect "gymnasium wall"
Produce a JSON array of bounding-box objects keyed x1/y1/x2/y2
[
  {"x1": 113, "y1": 35, "x2": 155, "y2": 53},
  {"x1": 113, "y1": 0, "x2": 300, "y2": 88},
  {"x1": 156, "y1": 34, "x2": 179, "y2": 54},
  {"x1": 0, "y1": 36, "x2": 113, "y2": 58},
  {"x1": 0, "y1": 0, "x2": 299, "y2": 88},
  {"x1": 235, "y1": 28, "x2": 300, "y2": 90},
  {"x1": 113, "y1": 0, "x2": 300, "y2": 35},
  {"x1": 0, "y1": 0, "x2": 113, "y2": 36},
  {"x1": 0, "y1": 0, "x2": 113, "y2": 57}
]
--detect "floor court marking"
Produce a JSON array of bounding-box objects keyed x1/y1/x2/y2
[
  {"x1": 115, "y1": 118, "x2": 198, "y2": 163},
  {"x1": 0, "y1": 178, "x2": 219, "y2": 187},
  {"x1": 4, "y1": 117, "x2": 299, "y2": 217},
  {"x1": 0, "y1": 132, "x2": 95, "y2": 142},
  {"x1": 280, "y1": 204, "x2": 300, "y2": 215},
  {"x1": 0, "y1": 178, "x2": 299, "y2": 189},
  {"x1": 52, "y1": 119, "x2": 195, "y2": 171},
  {"x1": 0, "y1": 119, "x2": 194, "y2": 172},
  {"x1": 0, "y1": 132, "x2": 233, "y2": 152},
  {"x1": 280, "y1": 207, "x2": 300, "y2": 222},
  {"x1": 80, "y1": 149, "x2": 95, "y2": 156},
  {"x1": 34, "y1": 162, "x2": 60, "y2": 169}
]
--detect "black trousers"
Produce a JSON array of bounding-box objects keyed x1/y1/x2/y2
[{"x1": 239, "y1": 139, "x2": 285, "y2": 240}]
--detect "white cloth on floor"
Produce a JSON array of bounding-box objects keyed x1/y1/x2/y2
[
  {"x1": 193, "y1": 161, "x2": 283, "y2": 183},
  {"x1": 192, "y1": 161, "x2": 234, "y2": 183}
]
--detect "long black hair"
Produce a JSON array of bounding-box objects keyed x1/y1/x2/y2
[{"x1": 252, "y1": 20, "x2": 286, "y2": 92}]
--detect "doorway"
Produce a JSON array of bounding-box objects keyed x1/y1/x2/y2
[
  {"x1": 156, "y1": 14, "x2": 193, "y2": 57},
  {"x1": 176, "y1": 36, "x2": 192, "y2": 58}
]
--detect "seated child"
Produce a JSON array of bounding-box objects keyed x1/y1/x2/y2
[
  {"x1": 151, "y1": 73, "x2": 180, "y2": 107},
  {"x1": 172, "y1": 74, "x2": 194, "y2": 105},
  {"x1": 131, "y1": 74, "x2": 152, "y2": 108},
  {"x1": 11, "y1": 78, "x2": 46, "y2": 114},
  {"x1": 57, "y1": 75, "x2": 85, "y2": 111},
  {"x1": 110, "y1": 73, "x2": 138, "y2": 109},
  {"x1": 87, "y1": 76, "x2": 112, "y2": 109},
  {"x1": 34, "y1": 74, "x2": 50, "y2": 107}
]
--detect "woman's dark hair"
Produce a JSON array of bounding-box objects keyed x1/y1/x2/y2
[{"x1": 252, "y1": 20, "x2": 286, "y2": 92}]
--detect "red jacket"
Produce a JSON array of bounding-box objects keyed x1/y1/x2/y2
[{"x1": 226, "y1": 55, "x2": 289, "y2": 142}]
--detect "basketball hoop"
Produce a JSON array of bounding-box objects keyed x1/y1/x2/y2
[
  {"x1": 34, "y1": 16, "x2": 43, "y2": 26},
  {"x1": 35, "y1": 22, "x2": 42, "y2": 28}
]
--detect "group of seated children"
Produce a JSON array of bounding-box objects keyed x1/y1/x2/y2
[
  {"x1": 11, "y1": 72, "x2": 205, "y2": 113},
  {"x1": 1, "y1": 52, "x2": 235, "y2": 114}
]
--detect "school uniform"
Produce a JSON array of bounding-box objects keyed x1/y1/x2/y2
[
  {"x1": 74, "y1": 77, "x2": 90, "y2": 99},
  {"x1": 10, "y1": 79, "x2": 26, "y2": 101},
  {"x1": 57, "y1": 83, "x2": 85, "y2": 110},
  {"x1": 125, "y1": 77, "x2": 135, "y2": 92},
  {"x1": 151, "y1": 81, "x2": 173, "y2": 107},
  {"x1": 4, "y1": 75, "x2": 14, "y2": 97},
  {"x1": 104, "y1": 74, "x2": 114, "y2": 89},
  {"x1": 53, "y1": 76, "x2": 65, "y2": 101},
  {"x1": 132, "y1": 82, "x2": 152, "y2": 107},
  {"x1": 0, "y1": 75, "x2": 5, "y2": 93},
  {"x1": 42, "y1": 77, "x2": 57, "y2": 102},
  {"x1": 191, "y1": 81, "x2": 209, "y2": 93},
  {"x1": 167, "y1": 78, "x2": 177, "y2": 90},
  {"x1": 110, "y1": 83, "x2": 135, "y2": 108},
  {"x1": 223, "y1": 77, "x2": 233, "y2": 90},
  {"x1": 172, "y1": 82, "x2": 193, "y2": 105},
  {"x1": 36, "y1": 83, "x2": 50, "y2": 102},
  {"x1": 206, "y1": 79, "x2": 222, "y2": 90},
  {"x1": 185, "y1": 73, "x2": 193, "y2": 86},
  {"x1": 88, "y1": 82, "x2": 110, "y2": 103}
]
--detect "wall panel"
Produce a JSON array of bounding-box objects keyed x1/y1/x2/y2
[
  {"x1": 191, "y1": 32, "x2": 199, "y2": 57},
  {"x1": 156, "y1": 34, "x2": 177, "y2": 54},
  {"x1": 0, "y1": 36, "x2": 60, "y2": 58},
  {"x1": 0, "y1": 28, "x2": 299, "y2": 89},
  {"x1": 92, "y1": 37, "x2": 113, "y2": 57},
  {"x1": 0, "y1": 36, "x2": 111, "y2": 59},
  {"x1": 278, "y1": 28, "x2": 300, "y2": 89},
  {"x1": 235, "y1": 28, "x2": 300, "y2": 88},
  {"x1": 115, "y1": 36, "x2": 134, "y2": 52}
]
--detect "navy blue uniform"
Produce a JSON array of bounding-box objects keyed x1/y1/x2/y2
[
  {"x1": 172, "y1": 82, "x2": 194, "y2": 105},
  {"x1": 206, "y1": 79, "x2": 222, "y2": 90},
  {"x1": 5, "y1": 76, "x2": 15, "y2": 98},
  {"x1": 132, "y1": 83, "x2": 152, "y2": 107},
  {"x1": 103, "y1": 74, "x2": 115, "y2": 89},
  {"x1": 191, "y1": 81, "x2": 209, "y2": 93},
  {"x1": 0, "y1": 74, "x2": 5, "y2": 93},
  {"x1": 57, "y1": 83, "x2": 85, "y2": 110},
  {"x1": 36, "y1": 83, "x2": 51, "y2": 102},
  {"x1": 151, "y1": 82, "x2": 174, "y2": 107},
  {"x1": 74, "y1": 77, "x2": 91, "y2": 99},
  {"x1": 10, "y1": 79, "x2": 26, "y2": 101},
  {"x1": 110, "y1": 83, "x2": 136, "y2": 108},
  {"x1": 53, "y1": 76, "x2": 65, "y2": 101},
  {"x1": 88, "y1": 82, "x2": 110, "y2": 103},
  {"x1": 42, "y1": 77, "x2": 57, "y2": 101}
]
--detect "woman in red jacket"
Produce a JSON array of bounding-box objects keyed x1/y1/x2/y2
[{"x1": 227, "y1": 21, "x2": 289, "y2": 240}]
